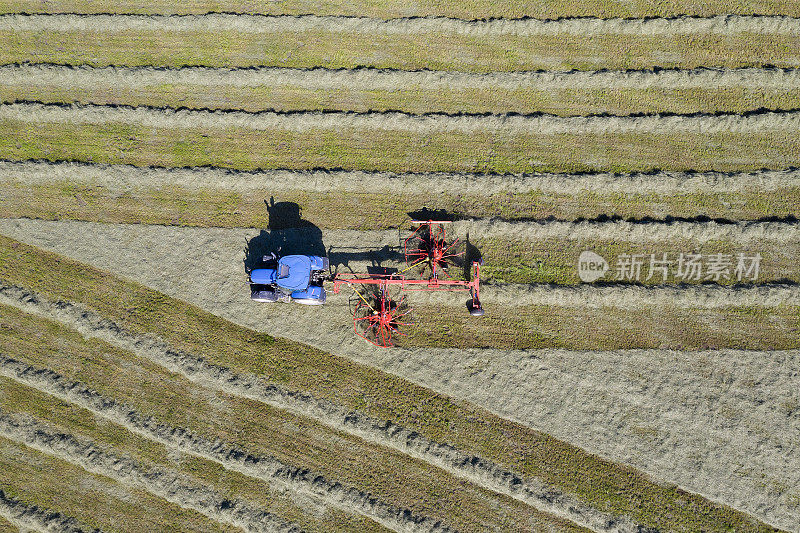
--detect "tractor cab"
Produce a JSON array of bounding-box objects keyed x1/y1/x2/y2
[{"x1": 249, "y1": 254, "x2": 329, "y2": 305}]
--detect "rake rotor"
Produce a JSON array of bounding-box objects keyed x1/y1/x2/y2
[{"x1": 403, "y1": 221, "x2": 466, "y2": 280}]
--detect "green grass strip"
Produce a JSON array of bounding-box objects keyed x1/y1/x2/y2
[
  {"x1": 2, "y1": 30, "x2": 798, "y2": 72},
  {"x1": 1, "y1": 0, "x2": 800, "y2": 18},
  {"x1": 2, "y1": 120, "x2": 798, "y2": 174},
  {"x1": 4, "y1": 181, "x2": 800, "y2": 230},
  {"x1": 4, "y1": 82, "x2": 799, "y2": 116}
]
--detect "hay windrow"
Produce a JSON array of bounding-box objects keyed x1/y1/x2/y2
[
  {"x1": 452, "y1": 218, "x2": 800, "y2": 244},
  {"x1": 2, "y1": 102, "x2": 799, "y2": 135},
  {"x1": 413, "y1": 282, "x2": 800, "y2": 309},
  {"x1": 1, "y1": 13, "x2": 799, "y2": 36},
  {"x1": 0, "y1": 282, "x2": 638, "y2": 533},
  {"x1": 0, "y1": 488, "x2": 99, "y2": 533},
  {"x1": 0, "y1": 410, "x2": 300, "y2": 533},
  {"x1": 4, "y1": 63, "x2": 800, "y2": 91},
  {"x1": 0, "y1": 353, "x2": 452, "y2": 533},
  {"x1": 3, "y1": 159, "x2": 800, "y2": 195},
  {"x1": 2, "y1": 0, "x2": 800, "y2": 19}
]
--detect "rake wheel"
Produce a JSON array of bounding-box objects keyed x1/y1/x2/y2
[
  {"x1": 403, "y1": 221, "x2": 465, "y2": 280},
  {"x1": 351, "y1": 286, "x2": 413, "y2": 348}
]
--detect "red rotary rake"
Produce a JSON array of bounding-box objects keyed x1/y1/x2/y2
[{"x1": 331, "y1": 220, "x2": 484, "y2": 347}]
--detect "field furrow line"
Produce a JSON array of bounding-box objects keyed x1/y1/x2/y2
[
  {"x1": 1, "y1": 13, "x2": 799, "y2": 36},
  {"x1": 0, "y1": 282, "x2": 643, "y2": 533},
  {"x1": 4, "y1": 159, "x2": 800, "y2": 195},
  {"x1": 0, "y1": 488, "x2": 98, "y2": 533},
  {"x1": 5, "y1": 63, "x2": 800, "y2": 91},
  {"x1": 0, "y1": 410, "x2": 304, "y2": 533},
  {"x1": 0, "y1": 355, "x2": 450, "y2": 533},
  {"x1": 2, "y1": 102, "x2": 798, "y2": 135}
]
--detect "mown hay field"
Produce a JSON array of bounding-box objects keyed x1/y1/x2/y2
[{"x1": 0, "y1": 2, "x2": 798, "y2": 533}]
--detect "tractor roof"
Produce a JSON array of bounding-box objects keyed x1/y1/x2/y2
[{"x1": 276, "y1": 255, "x2": 311, "y2": 291}]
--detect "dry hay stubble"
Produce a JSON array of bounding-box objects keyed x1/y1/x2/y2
[
  {"x1": 0, "y1": 410, "x2": 302, "y2": 533},
  {"x1": 2, "y1": 0, "x2": 800, "y2": 18},
  {"x1": 3, "y1": 160, "x2": 800, "y2": 227},
  {"x1": 3, "y1": 14, "x2": 800, "y2": 37}
]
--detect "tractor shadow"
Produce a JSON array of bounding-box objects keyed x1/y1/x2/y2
[
  {"x1": 243, "y1": 198, "x2": 326, "y2": 272},
  {"x1": 243, "y1": 202, "x2": 484, "y2": 286},
  {"x1": 327, "y1": 246, "x2": 404, "y2": 276}
]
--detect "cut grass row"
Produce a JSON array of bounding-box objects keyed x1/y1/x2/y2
[
  {"x1": 473, "y1": 238, "x2": 800, "y2": 285},
  {"x1": 2, "y1": 119, "x2": 798, "y2": 174},
  {"x1": 0, "y1": 376, "x2": 381, "y2": 533},
  {"x1": 0, "y1": 234, "x2": 781, "y2": 533},
  {"x1": 4, "y1": 66, "x2": 799, "y2": 115},
  {"x1": 0, "y1": 300, "x2": 566, "y2": 532},
  {"x1": 2, "y1": 28, "x2": 798, "y2": 72},
  {"x1": 0, "y1": 433, "x2": 235, "y2": 533},
  {"x1": 405, "y1": 303, "x2": 800, "y2": 350},
  {"x1": 4, "y1": 180, "x2": 800, "y2": 228},
  {"x1": 3, "y1": 161, "x2": 799, "y2": 226},
  {"x1": 2, "y1": 0, "x2": 799, "y2": 18}
]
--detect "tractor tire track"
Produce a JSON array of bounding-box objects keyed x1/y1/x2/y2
[
  {"x1": 0, "y1": 354, "x2": 449, "y2": 533},
  {"x1": 1, "y1": 13, "x2": 799, "y2": 37},
  {"x1": 1, "y1": 102, "x2": 799, "y2": 135},
  {"x1": 3, "y1": 159, "x2": 799, "y2": 195},
  {"x1": 4, "y1": 63, "x2": 800, "y2": 92},
  {"x1": 0, "y1": 410, "x2": 300, "y2": 533},
  {"x1": 0, "y1": 282, "x2": 641, "y2": 533},
  {"x1": 0, "y1": 488, "x2": 100, "y2": 533}
]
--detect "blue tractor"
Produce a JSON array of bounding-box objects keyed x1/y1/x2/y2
[{"x1": 248, "y1": 253, "x2": 330, "y2": 305}]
